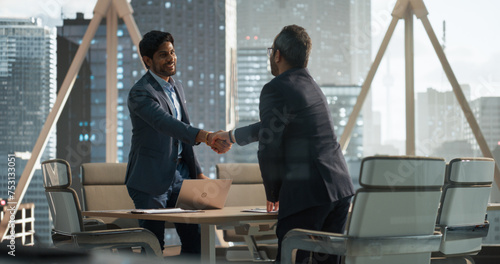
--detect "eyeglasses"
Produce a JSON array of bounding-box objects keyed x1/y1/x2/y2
[{"x1": 267, "y1": 47, "x2": 273, "y2": 57}]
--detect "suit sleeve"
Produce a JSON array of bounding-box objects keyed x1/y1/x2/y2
[
  {"x1": 257, "y1": 83, "x2": 288, "y2": 202},
  {"x1": 128, "y1": 86, "x2": 200, "y2": 146},
  {"x1": 234, "y1": 122, "x2": 260, "y2": 146}
]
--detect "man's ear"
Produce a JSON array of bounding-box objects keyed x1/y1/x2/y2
[
  {"x1": 142, "y1": 56, "x2": 152, "y2": 69},
  {"x1": 274, "y1": 49, "x2": 281, "y2": 63}
]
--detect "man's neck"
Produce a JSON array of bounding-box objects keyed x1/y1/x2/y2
[
  {"x1": 278, "y1": 63, "x2": 294, "y2": 76},
  {"x1": 150, "y1": 70, "x2": 170, "y2": 82}
]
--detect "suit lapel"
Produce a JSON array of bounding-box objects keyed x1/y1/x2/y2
[{"x1": 145, "y1": 72, "x2": 176, "y2": 116}]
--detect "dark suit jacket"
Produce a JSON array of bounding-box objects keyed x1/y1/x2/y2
[
  {"x1": 235, "y1": 68, "x2": 355, "y2": 220},
  {"x1": 125, "y1": 71, "x2": 202, "y2": 195}
]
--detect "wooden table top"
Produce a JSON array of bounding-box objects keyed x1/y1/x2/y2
[{"x1": 82, "y1": 206, "x2": 278, "y2": 225}]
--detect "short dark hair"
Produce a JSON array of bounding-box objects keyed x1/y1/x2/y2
[
  {"x1": 273, "y1": 25, "x2": 312, "y2": 68},
  {"x1": 139, "y1": 30, "x2": 174, "y2": 68}
]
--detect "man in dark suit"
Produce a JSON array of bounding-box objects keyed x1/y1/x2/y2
[
  {"x1": 213, "y1": 25, "x2": 355, "y2": 263},
  {"x1": 126, "y1": 30, "x2": 229, "y2": 254}
]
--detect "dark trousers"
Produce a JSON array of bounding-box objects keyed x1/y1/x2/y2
[
  {"x1": 127, "y1": 161, "x2": 201, "y2": 254},
  {"x1": 276, "y1": 196, "x2": 352, "y2": 264}
]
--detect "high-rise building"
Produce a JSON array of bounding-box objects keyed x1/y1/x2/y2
[
  {"x1": 416, "y1": 87, "x2": 473, "y2": 159},
  {"x1": 235, "y1": 0, "x2": 372, "y2": 167},
  {"x1": 0, "y1": 17, "x2": 57, "y2": 245},
  {"x1": 227, "y1": 47, "x2": 272, "y2": 163},
  {"x1": 237, "y1": 0, "x2": 371, "y2": 85},
  {"x1": 56, "y1": 35, "x2": 92, "y2": 178},
  {"x1": 57, "y1": 13, "x2": 139, "y2": 167},
  {"x1": 350, "y1": 0, "x2": 372, "y2": 86},
  {"x1": 131, "y1": 0, "x2": 237, "y2": 177},
  {"x1": 467, "y1": 97, "x2": 500, "y2": 155}
]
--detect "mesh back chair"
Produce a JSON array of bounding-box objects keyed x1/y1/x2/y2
[
  {"x1": 432, "y1": 157, "x2": 495, "y2": 264},
  {"x1": 282, "y1": 156, "x2": 446, "y2": 264},
  {"x1": 42, "y1": 159, "x2": 163, "y2": 258}
]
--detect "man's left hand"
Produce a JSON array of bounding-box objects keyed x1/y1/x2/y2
[
  {"x1": 197, "y1": 173, "x2": 210, "y2": 179},
  {"x1": 266, "y1": 201, "x2": 279, "y2": 212}
]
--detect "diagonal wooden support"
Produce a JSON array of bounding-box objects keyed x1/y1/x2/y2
[
  {"x1": 113, "y1": 0, "x2": 143, "y2": 57},
  {"x1": 417, "y1": 10, "x2": 500, "y2": 187},
  {"x1": 0, "y1": 0, "x2": 144, "y2": 241}
]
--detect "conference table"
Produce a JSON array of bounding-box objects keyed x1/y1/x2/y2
[{"x1": 82, "y1": 206, "x2": 278, "y2": 263}]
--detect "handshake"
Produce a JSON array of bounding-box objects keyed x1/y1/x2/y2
[{"x1": 204, "y1": 130, "x2": 234, "y2": 154}]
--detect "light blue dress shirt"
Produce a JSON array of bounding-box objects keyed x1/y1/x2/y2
[{"x1": 149, "y1": 71, "x2": 183, "y2": 157}]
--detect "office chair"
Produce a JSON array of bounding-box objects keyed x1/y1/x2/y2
[
  {"x1": 282, "y1": 156, "x2": 446, "y2": 264},
  {"x1": 432, "y1": 157, "x2": 495, "y2": 264},
  {"x1": 42, "y1": 159, "x2": 163, "y2": 258}
]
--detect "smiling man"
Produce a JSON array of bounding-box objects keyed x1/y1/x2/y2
[{"x1": 125, "y1": 30, "x2": 230, "y2": 254}]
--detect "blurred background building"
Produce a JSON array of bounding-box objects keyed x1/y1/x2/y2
[
  {"x1": 0, "y1": 17, "x2": 57, "y2": 244},
  {"x1": 233, "y1": 0, "x2": 372, "y2": 178}
]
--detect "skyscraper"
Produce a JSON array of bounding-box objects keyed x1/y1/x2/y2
[
  {"x1": 56, "y1": 34, "x2": 92, "y2": 178},
  {"x1": 467, "y1": 97, "x2": 500, "y2": 155},
  {"x1": 235, "y1": 0, "x2": 372, "y2": 167},
  {"x1": 131, "y1": 0, "x2": 237, "y2": 177},
  {"x1": 57, "y1": 13, "x2": 139, "y2": 167},
  {"x1": 237, "y1": 0, "x2": 371, "y2": 85},
  {"x1": 227, "y1": 47, "x2": 272, "y2": 163},
  {"x1": 0, "y1": 17, "x2": 57, "y2": 244},
  {"x1": 416, "y1": 87, "x2": 473, "y2": 159}
]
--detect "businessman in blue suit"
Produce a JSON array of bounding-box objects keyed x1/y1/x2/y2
[
  {"x1": 213, "y1": 25, "x2": 355, "y2": 263},
  {"x1": 125, "y1": 30, "x2": 230, "y2": 254}
]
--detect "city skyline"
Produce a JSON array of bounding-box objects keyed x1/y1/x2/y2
[{"x1": 1, "y1": 0, "x2": 499, "y2": 146}]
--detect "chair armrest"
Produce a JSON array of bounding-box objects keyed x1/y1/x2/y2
[
  {"x1": 83, "y1": 218, "x2": 106, "y2": 225},
  {"x1": 72, "y1": 228, "x2": 162, "y2": 258},
  {"x1": 439, "y1": 221, "x2": 489, "y2": 241},
  {"x1": 282, "y1": 228, "x2": 442, "y2": 263},
  {"x1": 83, "y1": 218, "x2": 122, "y2": 231},
  {"x1": 82, "y1": 218, "x2": 107, "y2": 231}
]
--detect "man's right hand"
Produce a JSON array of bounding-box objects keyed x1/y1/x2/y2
[{"x1": 208, "y1": 131, "x2": 232, "y2": 154}]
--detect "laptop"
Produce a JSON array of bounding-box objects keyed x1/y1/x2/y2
[{"x1": 175, "y1": 179, "x2": 232, "y2": 210}]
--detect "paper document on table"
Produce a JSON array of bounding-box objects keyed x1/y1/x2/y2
[
  {"x1": 131, "y1": 208, "x2": 202, "y2": 214},
  {"x1": 242, "y1": 208, "x2": 278, "y2": 213}
]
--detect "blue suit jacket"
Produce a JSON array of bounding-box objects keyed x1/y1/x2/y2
[
  {"x1": 125, "y1": 71, "x2": 202, "y2": 195},
  {"x1": 234, "y1": 68, "x2": 355, "y2": 220}
]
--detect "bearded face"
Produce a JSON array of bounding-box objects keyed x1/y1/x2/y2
[{"x1": 147, "y1": 41, "x2": 177, "y2": 79}]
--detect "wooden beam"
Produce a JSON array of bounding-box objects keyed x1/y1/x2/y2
[
  {"x1": 106, "y1": 5, "x2": 118, "y2": 163},
  {"x1": 405, "y1": 7, "x2": 415, "y2": 155},
  {"x1": 419, "y1": 12, "x2": 500, "y2": 189}
]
